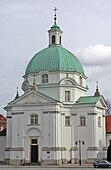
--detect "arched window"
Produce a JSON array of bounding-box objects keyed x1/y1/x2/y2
[
  {"x1": 98, "y1": 116, "x2": 101, "y2": 127},
  {"x1": 60, "y1": 36, "x2": 61, "y2": 44},
  {"x1": 80, "y1": 116, "x2": 86, "y2": 126},
  {"x1": 52, "y1": 35, "x2": 55, "y2": 44},
  {"x1": 79, "y1": 76, "x2": 82, "y2": 86},
  {"x1": 42, "y1": 74, "x2": 48, "y2": 83},
  {"x1": 30, "y1": 114, "x2": 38, "y2": 125}
]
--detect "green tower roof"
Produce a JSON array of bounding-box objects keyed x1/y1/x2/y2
[
  {"x1": 25, "y1": 46, "x2": 85, "y2": 75},
  {"x1": 51, "y1": 23, "x2": 60, "y2": 30}
]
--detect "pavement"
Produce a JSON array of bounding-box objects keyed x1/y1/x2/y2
[{"x1": 0, "y1": 164, "x2": 93, "y2": 168}]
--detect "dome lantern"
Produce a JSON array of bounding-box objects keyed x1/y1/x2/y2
[
  {"x1": 48, "y1": 7, "x2": 63, "y2": 47},
  {"x1": 25, "y1": 9, "x2": 85, "y2": 76}
]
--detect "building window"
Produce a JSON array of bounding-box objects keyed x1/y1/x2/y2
[
  {"x1": 65, "y1": 91, "x2": 70, "y2": 102},
  {"x1": 60, "y1": 36, "x2": 61, "y2": 44},
  {"x1": 42, "y1": 74, "x2": 48, "y2": 83},
  {"x1": 98, "y1": 116, "x2": 101, "y2": 127},
  {"x1": 31, "y1": 139, "x2": 38, "y2": 144},
  {"x1": 80, "y1": 116, "x2": 86, "y2": 126},
  {"x1": 79, "y1": 76, "x2": 82, "y2": 86},
  {"x1": 65, "y1": 116, "x2": 70, "y2": 126},
  {"x1": 52, "y1": 35, "x2": 55, "y2": 44},
  {"x1": 30, "y1": 114, "x2": 38, "y2": 125}
]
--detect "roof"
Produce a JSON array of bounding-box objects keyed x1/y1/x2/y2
[
  {"x1": 106, "y1": 115, "x2": 111, "y2": 133},
  {"x1": 75, "y1": 96, "x2": 101, "y2": 105},
  {"x1": 0, "y1": 114, "x2": 6, "y2": 119},
  {"x1": 51, "y1": 23, "x2": 60, "y2": 29},
  {"x1": 26, "y1": 46, "x2": 84, "y2": 75}
]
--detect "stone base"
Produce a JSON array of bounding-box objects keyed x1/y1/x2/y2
[
  {"x1": 73, "y1": 158, "x2": 95, "y2": 165},
  {"x1": 4, "y1": 158, "x2": 97, "y2": 165},
  {"x1": 62, "y1": 158, "x2": 67, "y2": 164},
  {"x1": 43, "y1": 159, "x2": 62, "y2": 165},
  {"x1": 4, "y1": 158, "x2": 25, "y2": 165},
  {"x1": 71, "y1": 158, "x2": 78, "y2": 164}
]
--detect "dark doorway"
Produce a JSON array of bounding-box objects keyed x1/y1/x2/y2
[
  {"x1": 107, "y1": 144, "x2": 111, "y2": 162},
  {"x1": 31, "y1": 145, "x2": 38, "y2": 162}
]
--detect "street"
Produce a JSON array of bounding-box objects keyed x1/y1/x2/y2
[{"x1": 0, "y1": 165, "x2": 109, "y2": 170}]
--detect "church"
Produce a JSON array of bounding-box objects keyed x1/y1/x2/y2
[{"x1": 4, "y1": 10, "x2": 107, "y2": 165}]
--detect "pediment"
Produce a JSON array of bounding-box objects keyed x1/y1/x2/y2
[
  {"x1": 9, "y1": 91, "x2": 57, "y2": 105},
  {"x1": 96, "y1": 97, "x2": 107, "y2": 108}
]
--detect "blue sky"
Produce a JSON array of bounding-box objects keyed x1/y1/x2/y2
[{"x1": 0, "y1": 0, "x2": 111, "y2": 115}]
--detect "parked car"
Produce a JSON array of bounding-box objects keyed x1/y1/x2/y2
[{"x1": 93, "y1": 159, "x2": 111, "y2": 168}]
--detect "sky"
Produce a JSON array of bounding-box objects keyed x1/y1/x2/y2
[{"x1": 0, "y1": 0, "x2": 111, "y2": 115}]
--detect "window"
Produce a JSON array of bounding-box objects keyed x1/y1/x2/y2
[
  {"x1": 30, "y1": 114, "x2": 38, "y2": 125},
  {"x1": 42, "y1": 74, "x2": 48, "y2": 83},
  {"x1": 60, "y1": 36, "x2": 61, "y2": 44},
  {"x1": 31, "y1": 139, "x2": 38, "y2": 144},
  {"x1": 52, "y1": 35, "x2": 55, "y2": 44},
  {"x1": 65, "y1": 91, "x2": 70, "y2": 102},
  {"x1": 79, "y1": 76, "x2": 82, "y2": 86},
  {"x1": 65, "y1": 116, "x2": 70, "y2": 126},
  {"x1": 98, "y1": 116, "x2": 101, "y2": 127},
  {"x1": 80, "y1": 116, "x2": 86, "y2": 126}
]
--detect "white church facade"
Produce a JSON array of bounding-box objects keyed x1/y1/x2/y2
[{"x1": 4, "y1": 12, "x2": 107, "y2": 165}]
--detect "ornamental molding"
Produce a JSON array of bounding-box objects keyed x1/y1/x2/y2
[
  {"x1": 42, "y1": 147, "x2": 67, "y2": 151},
  {"x1": 87, "y1": 147, "x2": 99, "y2": 151},
  {"x1": 43, "y1": 111, "x2": 60, "y2": 114},
  {"x1": 70, "y1": 147, "x2": 78, "y2": 151},
  {"x1": 7, "y1": 116, "x2": 12, "y2": 119},
  {"x1": 25, "y1": 93, "x2": 40, "y2": 104},
  {"x1": 61, "y1": 113, "x2": 65, "y2": 115},
  {"x1": 87, "y1": 113, "x2": 97, "y2": 115},
  {"x1": 5, "y1": 147, "x2": 24, "y2": 151},
  {"x1": 71, "y1": 113, "x2": 77, "y2": 116},
  {"x1": 11, "y1": 112, "x2": 24, "y2": 115}
]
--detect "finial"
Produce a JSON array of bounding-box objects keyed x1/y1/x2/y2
[
  {"x1": 94, "y1": 81, "x2": 100, "y2": 96},
  {"x1": 53, "y1": 7, "x2": 58, "y2": 24},
  {"x1": 96, "y1": 81, "x2": 98, "y2": 90},
  {"x1": 15, "y1": 87, "x2": 19, "y2": 100}
]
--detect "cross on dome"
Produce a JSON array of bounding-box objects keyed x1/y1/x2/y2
[
  {"x1": 53, "y1": 7, "x2": 58, "y2": 24},
  {"x1": 96, "y1": 81, "x2": 98, "y2": 89}
]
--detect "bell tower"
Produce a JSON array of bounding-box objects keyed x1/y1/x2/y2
[{"x1": 48, "y1": 7, "x2": 63, "y2": 47}]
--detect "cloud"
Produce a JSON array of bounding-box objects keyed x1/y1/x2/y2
[
  {"x1": 74, "y1": 44, "x2": 111, "y2": 99},
  {"x1": 75, "y1": 44, "x2": 111, "y2": 82},
  {"x1": 76, "y1": 44, "x2": 111, "y2": 67}
]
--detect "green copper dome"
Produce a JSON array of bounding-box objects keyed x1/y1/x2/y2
[{"x1": 25, "y1": 46, "x2": 85, "y2": 75}]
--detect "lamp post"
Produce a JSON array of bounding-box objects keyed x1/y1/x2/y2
[{"x1": 75, "y1": 140, "x2": 85, "y2": 166}]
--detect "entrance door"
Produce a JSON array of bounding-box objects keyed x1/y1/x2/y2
[{"x1": 31, "y1": 145, "x2": 38, "y2": 162}]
